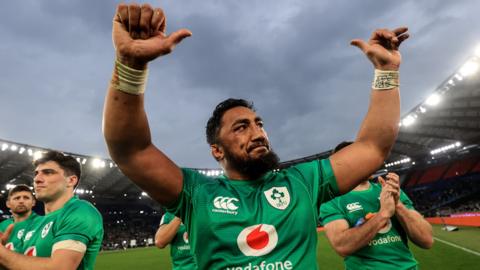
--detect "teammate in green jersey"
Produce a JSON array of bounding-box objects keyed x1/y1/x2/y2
[
  {"x1": 0, "y1": 184, "x2": 40, "y2": 252},
  {"x1": 0, "y1": 151, "x2": 104, "y2": 270},
  {"x1": 103, "y1": 3, "x2": 408, "y2": 268},
  {"x1": 155, "y1": 212, "x2": 197, "y2": 270},
  {"x1": 320, "y1": 142, "x2": 433, "y2": 270}
]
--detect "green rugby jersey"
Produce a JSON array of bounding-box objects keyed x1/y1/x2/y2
[
  {"x1": 21, "y1": 196, "x2": 104, "y2": 270},
  {"x1": 168, "y1": 159, "x2": 339, "y2": 269},
  {"x1": 0, "y1": 212, "x2": 40, "y2": 252},
  {"x1": 320, "y1": 181, "x2": 418, "y2": 270},
  {"x1": 160, "y1": 212, "x2": 197, "y2": 270}
]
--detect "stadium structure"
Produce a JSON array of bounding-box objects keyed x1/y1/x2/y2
[{"x1": 1, "y1": 46, "x2": 480, "y2": 250}]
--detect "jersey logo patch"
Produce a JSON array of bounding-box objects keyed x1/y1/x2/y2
[
  {"x1": 25, "y1": 230, "x2": 35, "y2": 241},
  {"x1": 212, "y1": 196, "x2": 239, "y2": 215},
  {"x1": 237, "y1": 224, "x2": 278, "y2": 256},
  {"x1": 346, "y1": 202, "x2": 363, "y2": 212},
  {"x1": 41, "y1": 221, "x2": 53, "y2": 238},
  {"x1": 17, "y1": 229, "x2": 25, "y2": 240},
  {"x1": 264, "y1": 187, "x2": 290, "y2": 210}
]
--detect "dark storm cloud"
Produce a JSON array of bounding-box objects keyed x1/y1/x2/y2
[{"x1": 1, "y1": 0, "x2": 480, "y2": 167}]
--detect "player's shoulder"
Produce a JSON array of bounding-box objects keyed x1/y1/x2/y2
[
  {"x1": 64, "y1": 198, "x2": 102, "y2": 220},
  {"x1": 0, "y1": 218, "x2": 14, "y2": 229}
]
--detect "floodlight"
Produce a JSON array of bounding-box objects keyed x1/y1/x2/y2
[
  {"x1": 10, "y1": 145, "x2": 17, "y2": 151},
  {"x1": 425, "y1": 94, "x2": 441, "y2": 106},
  {"x1": 19, "y1": 147, "x2": 25, "y2": 154},
  {"x1": 402, "y1": 115, "x2": 416, "y2": 126},
  {"x1": 33, "y1": 151, "x2": 43, "y2": 161},
  {"x1": 459, "y1": 60, "x2": 479, "y2": 77},
  {"x1": 27, "y1": 149, "x2": 33, "y2": 156},
  {"x1": 1, "y1": 143, "x2": 8, "y2": 151},
  {"x1": 419, "y1": 106, "x2": 427, "y2": 113}
]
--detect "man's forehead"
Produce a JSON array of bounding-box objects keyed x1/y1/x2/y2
[
  {"x1": 11, "y1": 191, "x2": 33, "y2": 197},
  {"x1": 221, "y1": 106, "x2": 259, "y2": 124},
  {"x1": 35, "y1": 161, "x2": 61, "y2": 171}
]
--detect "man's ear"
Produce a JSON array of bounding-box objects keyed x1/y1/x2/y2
[
  {"x1": 67, "y1": 175, "x2": 79, "y2": 188},
  {"x1": 211, "y1": 144, "x2": 224, "y2": 162}
]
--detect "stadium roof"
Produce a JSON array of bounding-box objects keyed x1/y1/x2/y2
[{"x1": 1, "y1": 52, "x2": 480, "y2": 199}]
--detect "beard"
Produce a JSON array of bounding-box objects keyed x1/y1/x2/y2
[
  {"x1": 12, "y1": 205, "x2": 29, "y2": 216},
  {"x1": 223, "y1": 146, "x2": 280, "y2": 179}
]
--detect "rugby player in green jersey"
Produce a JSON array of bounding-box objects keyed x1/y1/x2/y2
[
  {"x1": 320, "y1": 142, "x2": 433, "y2": 270},
  {"x1": 0, "y1": 184, "x2": 40, "y2": 252},
  {"x1": 103, "y1": 3, "x2": 409, "y2": 268},
  {"x1": 0, "y1": 151, "x2": 104, "y2": 270},
  {"x1": 155, "y1": 212, "x2": 197, "y2": 269}
]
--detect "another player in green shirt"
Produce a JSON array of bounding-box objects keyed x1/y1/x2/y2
[
  {"x1": 0, "y1": 184, "x2": 40, "y2": 252},
  {"x1": 155, "y1": 212, "x2": 197, "y2": 269},
  {"x1": 0, "y1": 151, "x2": 104, "y2": 270},
  {"x1": 103, "y1": 3, "x2": 409, "y2": 268},
  {"x1": 320, "y1": 142, "x2": 433, "y2": 270}
]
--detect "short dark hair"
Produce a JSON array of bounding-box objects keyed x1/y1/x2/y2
[
  {"x1": 33, "y1": 151, "x2": 81, "y2": 188},
  {"x1": 8, "y1": 184, "x2": 34, "y2": 200},
  {"x1": 333, "y1": 141, "x2": 353, "y2": 154},
  {"x1": 206, "y1": 98, "x2": 255, "y2": 145}
]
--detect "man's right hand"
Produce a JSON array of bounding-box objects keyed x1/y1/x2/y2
[
  {"x1": 113, "y1": 3, "x2": 192, "y2": 69},
  {"x1": 379, "y1": 180, "x2": 398, "y2": 218}
]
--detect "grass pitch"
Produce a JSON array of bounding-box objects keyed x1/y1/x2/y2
[{"x1": 95, "y1": 225, "x2": 480, "y2": 269}]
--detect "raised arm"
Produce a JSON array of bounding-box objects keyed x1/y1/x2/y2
[
  {"x1": 330, "y1": 27, "x2": 409, "y2": 194},
  {"x1": 103, "y1": 3, "x2": 191, "y2": 205}
]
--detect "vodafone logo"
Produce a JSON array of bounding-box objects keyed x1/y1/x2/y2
[
  {"x1": 5, "y1": 242, "x2": 14, "y2": 251},
  {"x1": 24, "y1": 246, "x2": 37, "y2": 257},
  {"x1": 237, "y1": 224, "x2": 278, "y2": 256}
]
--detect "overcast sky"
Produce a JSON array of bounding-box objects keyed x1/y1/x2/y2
[{"x1": 1, "y1": 0, "x2": 479, "y2": 168}]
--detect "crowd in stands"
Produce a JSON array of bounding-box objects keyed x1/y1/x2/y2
[{"x1": 405, "y1": 172, "x2": 480, "y2": 217}]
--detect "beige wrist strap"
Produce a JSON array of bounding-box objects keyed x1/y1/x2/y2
[
  {"x1": 111, "y1": 60, "x2": 148, "y2": 95},
  {"x1": 372, "y1": 69, "x2": 399, "y2": 90}
]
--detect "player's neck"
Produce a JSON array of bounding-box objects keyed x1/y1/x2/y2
[
  {"x1": 44, "y1": 192, "x2": 74, "y2": 214},
  {"x1": 13, "y1": 211, "x2": 31, "y2": 223},
  {"x1": 353, "y1": 181, "x2": 370, "y2": 191}
]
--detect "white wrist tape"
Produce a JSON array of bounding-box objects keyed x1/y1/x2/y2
[
  {"x1": 372, "y1": 69, "x2": 399, "y2": 90},
  {"x1": 112, "y1": 60, "x2": 148, "y2": 95}
]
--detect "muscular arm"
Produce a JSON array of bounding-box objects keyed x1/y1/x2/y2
[
  {"x1": 155, "y1": 217, "x2": 182, "y2": 249},
  {"x1": 103, "y1": 3, "x2": 191, "y2": 206},
  {"x1": 395, "y1": 202, "x2": 434, "y2": 249},
  {"x1": 0, "y1": 247, "x2": 83, "y2": 270},
  {"x1": 324, "y1": 213, "x2": 390, "y2": 257},
  {"x1": 330, "y1": 27, "x2": 409, "y2": 194}
]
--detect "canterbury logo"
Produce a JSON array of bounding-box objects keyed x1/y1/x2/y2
[
  {"x1": 346, "y1": 202, "x2": 362, "y2": 212},
  {"x1": 213, "y1": 196, "x2": 239, "y2": 210}
]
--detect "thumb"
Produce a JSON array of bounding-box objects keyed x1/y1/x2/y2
[
  {"x1": 167, "y1": 28, "x2": 192, "y2": 47},
  {"x1": 350, "y1": 39, "x2": 368, "y2": 53},
  {"x1": 378, "y1": 176, "x2": 386, "y2": 186}
]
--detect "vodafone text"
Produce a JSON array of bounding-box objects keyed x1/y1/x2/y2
[{"x1": 226, "y1": 260, "x2": 293, "y2": 270}]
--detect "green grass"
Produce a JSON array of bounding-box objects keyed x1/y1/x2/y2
[{"x1": 95, "y1": 225, "x2": 480, "y2": 269}]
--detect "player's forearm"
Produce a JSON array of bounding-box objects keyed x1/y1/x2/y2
[
  {"x1": 355, "y1": 87, "x2": 400, "y2": 162},
  {"x1": 0, "y1": 247, "x2": 56, "y2": 270},
  {"x1": 332, "y1": 213, "x2": 390, "y2": 256},
  {"x1": 155, "y1": 220, "x2": 182, "y2": 248},
  {"x1": 103, "y1": 80, "x2": 153, "y2": 162},
  {"x1": 395, "y1": 203, "x2": 434, "y2": 249}
]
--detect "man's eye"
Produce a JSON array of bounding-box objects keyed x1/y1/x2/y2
[{"x1": 234, "y1": 125, "x2": 246, "y2": 131}]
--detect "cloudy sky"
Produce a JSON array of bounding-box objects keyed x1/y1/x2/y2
[{"x1": 1, "y1": 0, "x2": 479, "y2": 168}]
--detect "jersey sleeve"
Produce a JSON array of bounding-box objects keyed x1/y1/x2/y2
[
  {"x1": 54, "y1": 202, "x2": 104, "y2": 246},
  {"x1": 166, "y1": 168, "x2": 208, "y2": 226},
  {"x1": 288, "y1": 158, "x2": 340, "y2": 210},
  {"x1": 160, "y1": 212, "x2": 174, "y2": 226},
  {"x1": 399, "y1": 189, "x2": 414, "y2": 210},
  {"x1": 319, "y1": 199, "x2": 346, "y2": 225}
]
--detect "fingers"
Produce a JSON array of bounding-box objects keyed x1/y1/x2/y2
[
  {"x1": 115, "y1": 4, "x2": 129, "y2": 29},
  {"x1": 350, "y1": 39, "x2": 368, "y2": 53},
  {"x1": 1, "y1": 224, "x2": 14, "y2": 244},
  {"x1": 378, "y1": 176, "x2": 386, "y2": 186},
  {"x1": 392, "y1": 27, "x2": 408, "y2": 36},
  {"x1": 139, "y1": 4, "x2": 154, "y2": 39},
  {"x1": 151, "y1": 8, "x2": 165, "y2": 35},
  {"x1": 128, "y1": 4, "x2": 141, "y2": 39}
]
